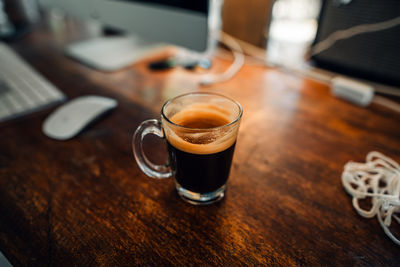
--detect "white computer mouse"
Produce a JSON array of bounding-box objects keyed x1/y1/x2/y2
[{"x1": 42, "y1": 95, "x2": 117, "y2": 140}]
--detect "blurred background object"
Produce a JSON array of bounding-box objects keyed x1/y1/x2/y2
[
  {"x1": 266, "y1": 0, "x2": 322, "y2": 67},
  {"x1": 0, "y1": 0, "x2": 14, "y2": 38},
  {"x1": 310, "y1": 0, "x2": 400, "y2": 88},
  {"x1": 222, "y1": 0, "x2": 274, "y2": 48},
  {"x1": 0, "y1": 0, "x2": 39, "y2": 40}
]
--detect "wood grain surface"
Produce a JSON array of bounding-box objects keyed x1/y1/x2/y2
[{"x1": 0, "y1": 18, "x2": 399, "y2": 266}]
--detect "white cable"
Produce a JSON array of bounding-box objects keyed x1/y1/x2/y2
[
  {"x1": 200, "y1": 31, "x2": 245, "y2": 86},
  {"x1": 308, "y1": 16, "x2": 400, "y2": 112},
  {"x1": 310, "y1": 16, "x2": 400, "y2": 57},
  {"x1": 342, "y1": 151, "x2": 400, "y2": 245},
  {"x1": 219, "y1": 15, "x2": 400, "y2": 100},
  {"x1": 207, "y1": 24, "x2": 400, "y2": 113},
  {"x1": 374, "y1": 86, "x2": 400, "y2": 98},
  {"x1": 372, "y1": 96, "x2": 400, "y2": 113}
]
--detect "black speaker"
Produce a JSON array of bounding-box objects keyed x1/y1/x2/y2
[{"x1": 311, "y1": 0, "x2": 400, "y2": 87}]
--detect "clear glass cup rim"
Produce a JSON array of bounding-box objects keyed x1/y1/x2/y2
[{"x1": 161, "y1": 92, "x2": 243, "y2": 130}]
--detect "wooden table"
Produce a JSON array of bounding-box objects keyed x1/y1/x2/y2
[{"x1": 1, "y1": 19, "x2": 399, "y2": 266}]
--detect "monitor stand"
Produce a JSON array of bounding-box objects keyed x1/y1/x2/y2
[{"x1": 65, "y1": 35, "x2": 167, "y2": 71}]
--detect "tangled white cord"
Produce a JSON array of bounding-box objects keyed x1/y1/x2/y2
[{"x1": 342, "y1": 151, "x2": 400, "y2": 245}]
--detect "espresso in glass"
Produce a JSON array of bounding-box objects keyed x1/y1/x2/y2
[
  {"x1": 166, "y1": 106, "x2": 236, "y2": 194},
  {"x1": 133, "y1": 92, "x2": 242, "y2": 205}
]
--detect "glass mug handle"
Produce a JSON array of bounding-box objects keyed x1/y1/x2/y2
[{"x1": 132, "y1": 119, "x2": 173, "y2": 179}]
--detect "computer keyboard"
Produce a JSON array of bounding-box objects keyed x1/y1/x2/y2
[{"x1": 0, "y1": 42, "x2": 66, "y2": 123}]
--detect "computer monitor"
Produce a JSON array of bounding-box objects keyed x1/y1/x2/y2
[
  {"x1": 311, "y1": 0, "x2": 400, "y2": 88},
  {"x1": 38, "y1": 0, "x2": 211, "y2": 70}
]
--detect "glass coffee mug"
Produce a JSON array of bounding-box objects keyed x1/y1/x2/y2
[{"x1": 132, "y1": 92, "x2": 242, "y2": 205}]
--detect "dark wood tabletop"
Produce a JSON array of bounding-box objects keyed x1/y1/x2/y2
[{"x1": 1, "y1": 18, "x2": 399, "y2": 266}]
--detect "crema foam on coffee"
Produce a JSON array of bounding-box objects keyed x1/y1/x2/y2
[{"x1": 163, "y1": 104, "x2": 238, "y2": 155}]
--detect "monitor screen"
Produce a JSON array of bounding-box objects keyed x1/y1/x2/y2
[
  {"x1": 39, "y1": 0, "x2": 210, "y2": 52},
  {"x1": 113, "y1": 0, "x2": 208, "y2": 15},
  {"x1": 311, "y1": 0, "x2": 400, "y2": 88}
]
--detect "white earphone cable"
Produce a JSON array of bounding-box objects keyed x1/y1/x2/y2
[{"x1": 200, "y1": 31, "x2": 245, "y2": 86}]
